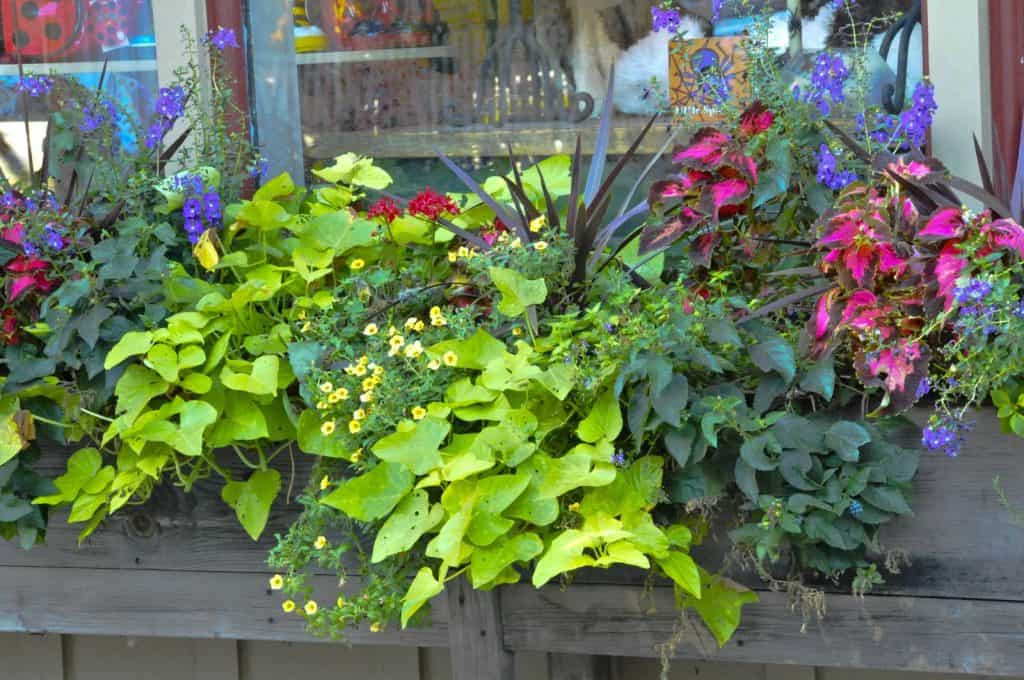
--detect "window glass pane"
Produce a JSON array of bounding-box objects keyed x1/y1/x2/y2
[{"x1": 0, "y1": 0, "x2": 158, "y2": 181}]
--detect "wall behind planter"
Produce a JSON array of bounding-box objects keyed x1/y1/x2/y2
[{"x1": 2, "y1": 634, "x2": 1018, "y2": 680}]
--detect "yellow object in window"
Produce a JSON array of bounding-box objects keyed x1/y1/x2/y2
[{"x1": 294, "y1": 0, "x2": 328, "y2": 53}]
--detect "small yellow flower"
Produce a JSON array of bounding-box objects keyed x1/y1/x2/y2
[
  {"x1": 427, "y1": 359, "x2": 441, "y2": 371},
  {"x1": 510, "y1": 237, "x2": 522, "y2": 249},
  {"x1": 360, "y1": 391, "x2": 375, "y2": 404},
  {"x1": 404, "y1": 341, "x2": 424, "y2": 358},
  {"x1": 373, "y1": 365, "x2": 384, "y2": 376},
  {"x1": 319, "y1": 382, "x2": 334, "y2": 394},
  {"x1": 534, "y1": 240, "x2": 549, "y2": 251},
  {"x1": 269, "y1": 574, "x2": 284, "y2": 590},
  {"x1": 344, "y1": 365, "x2": 357, "y2": 376},
  {"x1": 337, "y1": 596, "x2": 345, "y2": 608},
  {"x1": 314, "y1": 535, "x2": 327, "y2": 550},
  {"x1": 388, "y1": 326, "x2": 398, "y2": 337},
  {"x1": 350, "y1": 448, "x2": 363, "y2": 463},
  {"x1": 300, "y1": 321, "x2": 311, "y2": 333},
  {"x1": 316, "y1": 400, "x2": 328, "y2": 410},
  {"x1": 447, "y1": 250, "x2": 458, "y2": 263},
  {"x1": 457, "y1": 246, "x2": 470, "y2": 258},
  {"x1": 363, "y1": 323, "x2": 379, "y2": 336},
  {"x1": 320, "y1": 420, "x2": 336, "y2": 436},
  {"x1": 304, "y1": 600, "x2": 319, "y2": 615},
  {"x1": 282, "y1": 600, "x2": 296, "y2": 613},
  {"x1": 497, "y1": 231, "x2": 509, "y2": 243},
  {"x1": 371, "y1": 375, "x2": 383, "y2": 386},
  {"x1": 298, "y1": 310, "x2": 307, "y2": 320},
  {"x1": 431, "y1": 315, "x2": 447, "y2": 327},
  {"x1": 567, "y1": 502, "x2": 581, "y2": 512},
  {"x1": 443, "y1": 351, "x2": 459, "y2": 367},
  {"x1": 413, "y1": 320, "x2": 426, "y2": 332},
  {"x1": 350, "y1": 258, "x2": 365, "y2": 271},
  {"x1": 529, "y1": 215, "x2": 547, "y2": 232},
  {"x1": 512, "y1": 327, "x2": 523, "y2": 337},
  {"x1": 319, "y1": 475, "x2": 330, "y2": 491},
  {"x1": 370, "y1": 622, "x2": 382, "y2": 633},
  {"x1": 348, "y1": 420, "x2": 362, "y2": 434},
  {"x1": 405, "y1": 317, "x2": 420, "y2": 330},
  {"x1": 327, "y1": 391, "x2": 342, "y2": 404},
  {"x1": 411, "y1": 406, "x2": 427, "y2": 420},
  {"x1": 429, "y1": 306, "x2": 443, "y2": 319},
  {"x1": 362, "y1": 377, "x2": 376, "y2": 391},
  {"x1": 359, "y1": 355, "x2": 369, "y2": 365},
  {"x1": 353, "y1": 364, "x2": 367, "y2": 377},
  {"x1": 334, "y1": 388, "x2": 350, "y2": 401},
  {"x1": 389, "y1": 335, "x2": 406, "y2": 349},
  {"x1": 353, "y1": 409, "x2": 367, "y2": 421}
]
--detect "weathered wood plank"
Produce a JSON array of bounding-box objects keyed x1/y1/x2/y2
[
  {"x1": 0, "y1": 632, "x2": 63, "y2": 680},
  {"x1": 63, "y1": 635, "x2": 239, "y2": 680},
  {"x1": 446, "y1": 577, "x2": 514, "y2": 680},
  {"x1": 500, "y1": 584, "x2": 1024, "y2": 677},
  {"x1": 549, "y1": 653, "x2": 610, "y2": 680},
  {"x1": 239, "y1": 640, "x2": 420, "y2": 680},
  {"x1": 0, "y1": 565, "x2": 447, "y2": 648}
]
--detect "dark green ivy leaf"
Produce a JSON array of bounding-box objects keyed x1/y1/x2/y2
[
  {"x1": 859, "y1": 485, "x2": 913, "y2": 515},
  {"x1": 825, "y1": 421, "x2": 871, "y2": 462},
  {"x1": 799, "y1": 357, "x2": 835, "y2": 400},
  {"x1": 652, "y1": 375, "x2": 688, "y2": 428},
  {"x1": 749, "y1": 337, "x2": 796, "y2": 383}
]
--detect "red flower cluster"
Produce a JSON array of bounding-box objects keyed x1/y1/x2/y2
[
  {"x1": 408, "y1": 188, "x2": 459, "y2": 220},
  {"x1": 642, "y1": 101, "x2": 773, "y2": 259},
  {"x1": 367, "y1": 197, "x2": 403, "y2": 225},
  {"x1": 1, "y1": 216, "x2": 58, "y2": 345}
]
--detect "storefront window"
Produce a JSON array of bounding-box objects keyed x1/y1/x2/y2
[{"x1": 0, "y1": 1, "x2": 163, "y2": 181}]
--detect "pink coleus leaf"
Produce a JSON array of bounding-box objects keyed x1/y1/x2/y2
[
  {"x1": 704, "y1": 178, "x2": 750, "y2": 216},
  {"x1": 673, "y1": 129, "x2": 731, "y2": 169},
  {"x1": 933, "y1": 240, "x2": 966, "y2": 310},
  {"x1": 1, "y1": 222, "x2": 25, "y2": 245},
  {"x1": 818, "y1": 212, "x2": 863, "y2": 247},
  {"x1": 638, "y1": 206, "x2": 706, "y2": 254},
  {"x1": 876, "y1": 243, "x2": 907, "y2": 277},
  {"x1": 4, "y1": 256, "x2": 49, "y2": 274},
  {"x1": 842, "y1": 245, "x2": 874, "y2": 286},
  {"x1": 739, "y1": 101, "x2": 774, "y2": 137},
  {"x1": 857, "y1": 340, "x2": 931, "y2": 415},
  {"x1": 917, "y1": 207, "x2": 965, "y2": 241},
  {"x1": 987, "y1": 218, "x2": 1024, "y2": 258},
  {"x1": 690, "y1": 232, "x2": 720, "y2": 268},
  {"x1": 9, "y1": 275, "x2": 37, "y2": 300}
]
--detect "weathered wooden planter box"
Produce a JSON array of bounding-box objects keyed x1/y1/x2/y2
[{"x1": 2, "y1": 410, "x2": 1022, "y2": 679}]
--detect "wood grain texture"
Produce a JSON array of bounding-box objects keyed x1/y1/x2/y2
[
  {"x1": 447, "y1": 577, "x2": 514, "y2": 680},
  {"x1": 500, "y1": 584, "x2": 1024, "y2": 677},
  {"x1": 0, "y1": 632, "x2": 63, "y2": 680},
  {"x1": 63, "y1": 635, "x2": 239, "y2": 680},
  {"x1": 239, "y1": 640, "x2": 420, "y2": 680},
  {"x1": 550, "y1": 653, "x2": 610, "y2": 680},
  {"x1": 0, "y1": 565, "x2": 447, "y2": 648}
]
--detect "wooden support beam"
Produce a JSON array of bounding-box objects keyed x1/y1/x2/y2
[
  {"x1": 549, "y1": 653, "x2": 610, "y2": 680},
  {"x1": 447, "y1": 577, "x2": 514, "y2": 680}
]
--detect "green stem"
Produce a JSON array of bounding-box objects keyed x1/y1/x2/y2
[
  {"x1": 80, "y1": 408, "x2": 115, "y2": 423},
  {"x1": 231, "y1": 445, "x2": 263, "y2": 470}
]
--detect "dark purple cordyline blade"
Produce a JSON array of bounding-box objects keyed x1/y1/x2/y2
[
  {"x1": 567, "y1": 136, "x2": 583, "y2": 240},
  {"x1": 533, "y1": 161, "x2": 560, "y2": 229},
  {"x1": 435, "y1": 149, "x2": 524, "y2": 234},
  {"x1": 433, "y1": 214, "x2": 492, "y2": 251},
  {"x1": 973, "y1": 133, "x2": 996, "y2": 196},
  {"x1": 583, "y1": 63, "x2": 616, "y2": 207},
  {"x1": 590, "y1": 200, "x2": 649, "y2": 269}
]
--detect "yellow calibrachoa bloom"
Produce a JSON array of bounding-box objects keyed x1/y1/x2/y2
[
  {"x1": 529, "y1": 215, "x2": 547, "y2": 232},
  {"x1": 282, "y1": 600, "x2": 296, "y2": 613},
  {"x1": 334, "y1": 388, "x2": 350, "y2": 401},
  {"x1": 443, "y1": 351, "x2": 458, "y2": 367},
  {"x1": 350, "y1": 448, "x2": 363, "y2": 463},
  {"x1": 363, "y1": 323, "x2": 379, "y2": 336},
  {"x1": 300, "y1": 321, "x2": 311, "y2": 333},
  {"x1": 348, "y1": 420, "x2": 362, "y2": 434},
  {"x1": 304, "y1": 600, "x2": 318, "y2": 615},
  {"x1": 336, "y1": 596, "x2": 345, "y2": 608},
  {"x1": 269, "y1": 574, "x2": 284, "y2": 590},
  {"x1": 353, "y1": 364, "x2": 367, "y2": 377},
  {"x1": 314, "y1": 535, "x2": 327, "y2": 550},
  {"x1": 447, "y1": 250, "x2": 458, "y2": 262},
  {"x1": 320, "y1": 420, "x2": 336, "y2": 436},
  {"x1": 319, "y1": 382, "x2": 334, "y2": 394},
  {"x1": 405, "y1": 317, "x2": 420, "y2": 330},
  {"x1": 567, "y1": 502, "x2": 580, "y2": 512},
  {"x1": 316, "y1": 400, "x2": 328, "y2": 410},
  {"x1": 512, "y1": 327, "x2": 523, "y2": 337},
  {"x1": 457, "y1": 246, "x2": 470, "y2": 258},
  {"x1": 353, "y1": 409, "x2": 367, "y2": 421},
  {"x1": 414, "y1": 320, "x2": 426, "y2": 332},
  {"x1": 370, "y1": 622, "x2": 382, "y2": 633},
  {"x1": 373, "y1": 365, "x2": 384, "y2": 376},
  {"x1": 350, "y1": 258, "x2": 365, "y2": 271},
  {"x1": 404, "y1": 341, "x2": 424, "y2": 358},
  {"x1": 534, "y1": 240, "x2": 549, "y2": 251},
  {"x1": 431, "y1": 315, "x2": 447, "y2": 327},
  {"x1": 360, "y1": 391, "x2": 375, "y2": 403},
  {"x1": 388, "y1": 326, "x2": 399, "y2": 337},
  {"x1": 362, "y1": 377, "x2": 376, "y2": 391},
  {"x1": 327, "y1": 391, "x2": 342, "y2": 404},
  {"x1": 510, "y1": 237, "x2": 522, "y2": 249},
  {"x1": 427, "y1": 359, "x2": 441, "y2": 371},
  {"x1": 411, "y1": 406, "x2": 427, "y2": 420},
  {"x1": 429, "y1": 306, "x2": 442, "y2": 318},
  {"x1": 359, "y1": 355, "x2": 369, "y2": 365},
  {"x1": 319, "y1": 475, "x2": 330, "y2": 491},
  {"x1": 389, "y1": 335, "x2": 405, "y2": 349}
]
